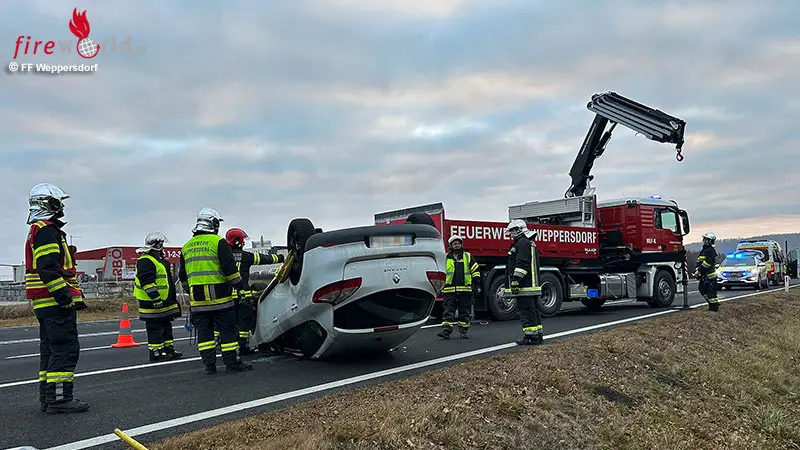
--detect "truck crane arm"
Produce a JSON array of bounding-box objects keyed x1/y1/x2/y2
[{"x1": 565, "y1": 92, "x2": 687, "y2": 198}]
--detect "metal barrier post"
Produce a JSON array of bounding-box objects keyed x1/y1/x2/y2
[{"x1": 682, "y1": 260, "x2": 690, "y2": 309}]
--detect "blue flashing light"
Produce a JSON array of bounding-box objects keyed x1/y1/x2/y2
[
  {"x1": 742, "y1": 271, "x2": 749, "y2": 277},
  {"x1": 649, "y1": 194, "x2": 662, "y2": 199},
  {"x1": 587, "y1": 289, "x2": 600, "y2": 298}
]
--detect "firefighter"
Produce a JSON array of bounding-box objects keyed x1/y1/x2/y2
[
  {"x1": 178, "y1": 208, "x2": 252, "y2": 375},
  {"x1": 437, "y1": 235, "x2": 480, "y2": 340},
  {"x1": 694, "y1": 231, "x2": 720, "y2": 312},
  {"x1": 505, "y1": 219, "x2": 544, "y2": 345},
  {"x1": 225, "y1": 227, "x2": 285, "y2": 354},
  {"x1": 24, "y1": 183, "x2": 89, "y2": 413},
  {"x1": 134, "y1": 232, "x2": 183, "y2": 362}
]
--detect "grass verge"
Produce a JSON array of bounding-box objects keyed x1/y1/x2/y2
[
  {"x1": 0, "y1": 297, "x2": 139, "y2": 327},
  {"x1": 152, "y1": 289, "x2": 800, "y2": 450}
]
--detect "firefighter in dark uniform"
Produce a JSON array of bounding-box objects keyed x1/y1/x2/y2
[
  {"x1": 505, "y1": 219, "x2": 544, "y2": 345},
  {"x1": 694, "y1": 231, "x2": 720, "y2": 312},
  {"x1": 24, "y1": 183, "x2": 89, "y2": 413},
  {"x1": 225, "y1": 227, "x2": 285, "y2": 354},
  {"x1": 134, "y1": 232, "x2": 183, "y2": 362},
  {"x1": 437, "y1": 235, "x2": 481, "y2": 340},
  {"x1": 179, "y1": 208, "x2": 252, "y2": 375}
]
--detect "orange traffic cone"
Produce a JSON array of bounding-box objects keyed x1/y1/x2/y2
[{"x1": 111, "y1": 303, "x2": 141, "y2": 348}]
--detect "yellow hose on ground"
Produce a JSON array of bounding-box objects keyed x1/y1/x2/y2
[{"x1": 113, "y1": 429, "x2": 149, "y2": 450}]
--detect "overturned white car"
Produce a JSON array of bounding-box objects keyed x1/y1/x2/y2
[{"x1": 250, "y1": 218, "x2": 447, "y2": 359}]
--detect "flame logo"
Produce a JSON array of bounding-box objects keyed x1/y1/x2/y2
[
  {"x1": 69, "y1": 8, "x2": 91, "y2": 39},
  {"x1": 68, "y1": 8, "x2": 100, "y2": 59}
]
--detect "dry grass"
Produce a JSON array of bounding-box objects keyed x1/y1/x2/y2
[
  {"x1": 152, "y1": 290, "x2": 800, "y2": 450},
  {"x1": 0, "y1": 297, "x2": 139, "y2": 327}
]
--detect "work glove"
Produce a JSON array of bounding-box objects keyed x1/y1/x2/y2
[
  {"x1": 152, "y1": 300, "x2": 164, "y2": 309},
  {"x1": 510, "y1": 280, "x2": 520, "y2": 295}
]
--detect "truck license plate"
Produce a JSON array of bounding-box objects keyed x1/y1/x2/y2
[{"x1": 369, "y1": 235, "x2": 413, "y2": 248}]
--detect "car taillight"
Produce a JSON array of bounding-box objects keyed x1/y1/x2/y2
[
  {"x1": 312, "y1": 278, "x2": 362, "y2": 304},
  {"x1": 426, "y1": 271, "x2": 446, "y2": 294}
]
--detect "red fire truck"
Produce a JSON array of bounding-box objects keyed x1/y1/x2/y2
[{"x1": 375, "y1": 92, "x2": 692, "y2": 320}]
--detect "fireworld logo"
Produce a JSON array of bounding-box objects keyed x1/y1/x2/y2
[{"x1": 13, "y1": 8, "x2": 100, "y2": 60}]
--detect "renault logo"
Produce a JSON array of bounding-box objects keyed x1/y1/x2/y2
[{"x1": 392, "y1": 273, "x2": 401, "y2": 284}]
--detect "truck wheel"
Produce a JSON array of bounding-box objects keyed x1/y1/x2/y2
[
  {"x1": 487, "y1": 276, "x2": 517, "y2": 321},
  {"x1": 646, "y1": 270, "x2": 675, "y2": 308},
  {"x1": 581, "y1": 298, "x2": 606, "y2": 311},
  {"x1": 537, "y1": 272, "x2": 563, "y2": 317},
  {"x1": 287, "y1": 218, "x2": 317, "y2": 285},
  {"x1": 405, "y1": 212, "x2": 436, "y2": 227}
]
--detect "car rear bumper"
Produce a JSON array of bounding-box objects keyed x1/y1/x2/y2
[{"x1": 311, "y1": 317, "x2": 428, "y2": 359}]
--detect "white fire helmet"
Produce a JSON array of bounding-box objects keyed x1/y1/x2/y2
[
  {"x1": 192, "y1": 207, "x2": 224, "y2": 234},
  {"x1": 138, "y1": 232, "x2": 168, "y2": 254},
  {"x1": 27, "y1": 183, "x2": 70, "y2": 224},
  {"x1": 448, "y1": 235, "x2": 464, "y2": 247},
  {"x1": 506, "y1": 219, "x2": 536, "y2": 239},
  {"x1": 702, "y1": 231, "x2": 717, "y2": 246}
]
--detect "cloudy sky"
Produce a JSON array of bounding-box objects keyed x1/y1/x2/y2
[{"x1": 1, "y1": 0, "x2": 798, "y2": 268}]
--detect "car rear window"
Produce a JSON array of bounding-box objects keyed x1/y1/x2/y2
[{"x1": 334, "y1": 288, "x2": 434, "y2": 329}]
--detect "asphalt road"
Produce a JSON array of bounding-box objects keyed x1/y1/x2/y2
[{"x1": 0, "y1": 280, "x2": 796, "y2": 450}]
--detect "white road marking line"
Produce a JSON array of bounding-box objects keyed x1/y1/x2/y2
[
  {"x1": 4, "y1": 337, "x2": 193, "y2": 360},
  {"x1": 0, "y1": 326, "x2": 184, "y2": 345},
  {"x1": 42, "y1": 285, "x2": 787, "y2": 450},
  {"x1": 0, "y1": 356, "x2": 207, "y2": 389}
]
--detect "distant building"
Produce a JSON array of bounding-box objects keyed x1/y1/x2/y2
[
  {"x1": 74, "y1": 246, "x2": 183, "y2": 281},
  {"x1": 74, "y1": 243, "x2": 287, "y2": 282}
]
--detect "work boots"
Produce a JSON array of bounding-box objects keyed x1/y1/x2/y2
[
  {"x1": 709, "y1": 302, "x2": 720, "y2": 312},
  {"x1": 516, "y1": 334, "x2": 544, "y2": 346},
  {"x1": 437, "y1": 328, "x2": 452, "y2": 340},
  {"x1": 205, "y1": 364, "x2": 217, "y2": 375},
  {"x1": 164, "y1": 347, "x2": 183, "y2": 360},
  {"x1": 46, "y1": 399, "x2": 90, "y2": 414},
  {"x1": 225, "y1": 361, "x2": 253, "y2": 373}
]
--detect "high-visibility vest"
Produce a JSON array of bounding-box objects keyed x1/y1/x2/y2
[
  {"x1": 181, "y1": 234, "x2": 237, "y2": 310},
  {"x1": 134, "y1": 253, "x2": 179, "y2": 319},
  {"x1": 24, "y1": 220, "x2": 84, "y2": 311},
  {"x1": 443, "y1": 252, "x2": 480, "y2": 294}
]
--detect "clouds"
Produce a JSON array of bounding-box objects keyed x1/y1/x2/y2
[{"x1": 0, "y1": 0, "x2": 798, "y2": 266}]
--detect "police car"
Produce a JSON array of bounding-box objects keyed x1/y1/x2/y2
[{"x1": 716, "y1": 251, "x2": 769, "y2": 290}]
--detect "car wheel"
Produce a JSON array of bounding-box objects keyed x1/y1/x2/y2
[
  {"x1": 646, "y1": 269, "x2": 676, "y2": 308},
  {"x1": 536, "y1": 272, "x2": 563, "y2": 317},
  {"x1": 405, "y1": 212, "x2": 436, "y2": 227},
  {"x1": 287, "y1": 218, "x2": 317, "y2": 285},
  {"x1": 754, "y1": 276, "x2": 761, "y2": 290},
  {"x1": 487, "y1": 276, "x2": 516, "y2": 321}
]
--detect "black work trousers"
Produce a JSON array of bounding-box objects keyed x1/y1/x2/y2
[
  {"x1": 38, "y1": 309, "x2": 80, "y2": 405},
  {"x1": 235, "y1": 297, "x2": 257, "y2": 349},
  {"x1": 193, "y1": 307, "x2": 239, "y2": 367},
  {"x1": 442, "y1": 292, "x2": 472, "y2": 335},
  {"x1": 518, "y1": 295, "x2": 543, "y2": 336},
  {"x1": 698, "y1": 275, "x2": 719, "y2": 304},
  {"x1": 144, "y1": 318, "x2": 175, "y2": 354}
]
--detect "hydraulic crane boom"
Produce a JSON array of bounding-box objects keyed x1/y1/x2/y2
[{"x1": 565, "y1": 92, "x2": 687, "y2": 198}]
